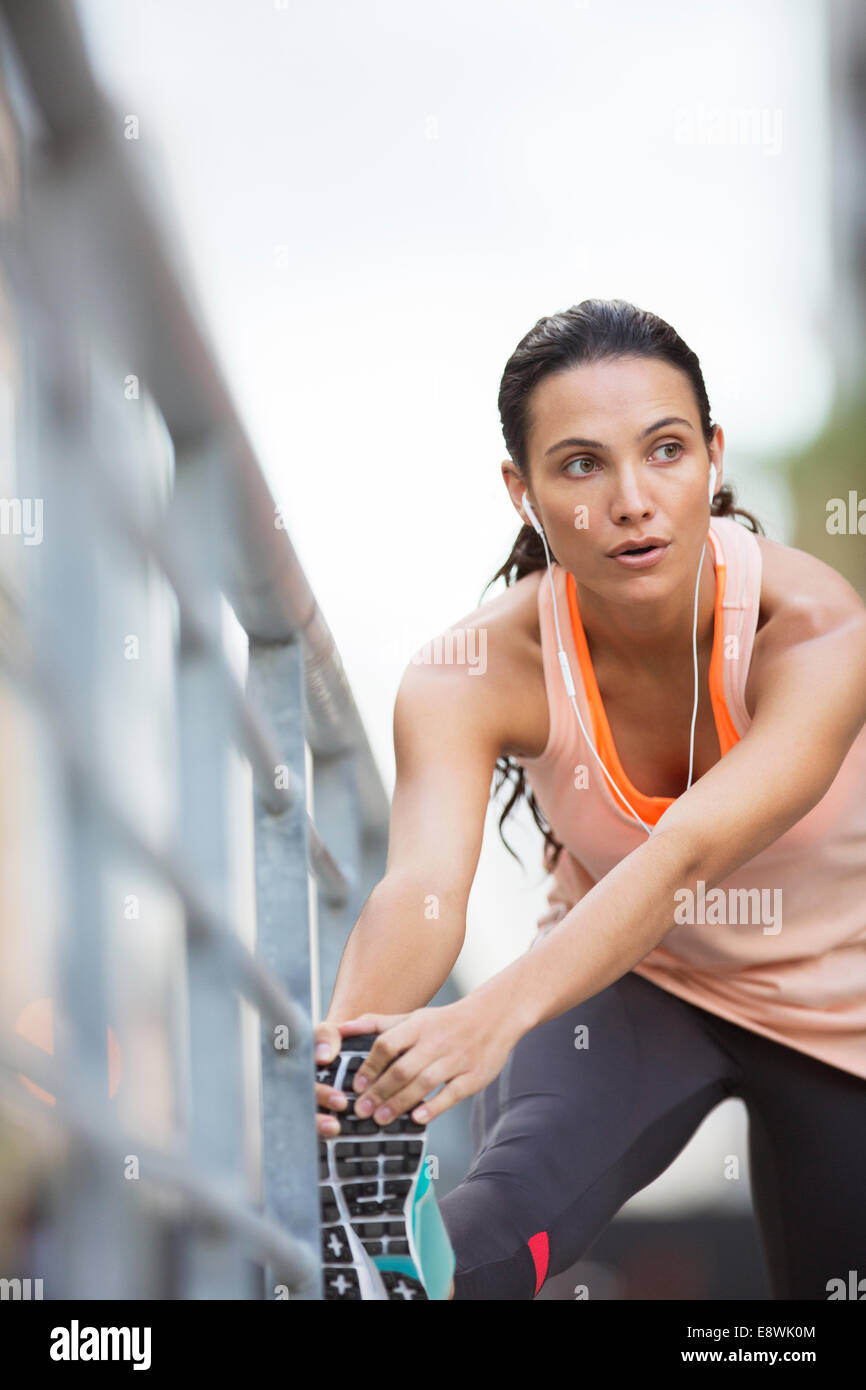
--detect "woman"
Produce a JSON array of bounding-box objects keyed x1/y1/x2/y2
[{"x1": 314, "y1": 298, "x2": 866, "y2": 1301}]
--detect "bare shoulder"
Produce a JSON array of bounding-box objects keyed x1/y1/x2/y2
[
  {"x1": 753, "y1": 532, "x2": 865, "y2": 635},
  {"x1": 746, "y1": 532, "x2": 866, "y2": 715},
  {"x1": 393, "y1": 568, "x2": 549, "y2": 760}
]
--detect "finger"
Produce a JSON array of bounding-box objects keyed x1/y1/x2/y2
[
  {"x1": 315, "y1": 1081, "x2": 347, "y2": 1112},
  {"x1": 337, "y1": 1013, "x2": 408, "y2": 1044},
  {"x1": 314, "y1": 1020, "x2": 343, "y2": 1062},
  {"x1": 354, "y1": 1043, "x2": 430, "y2": 1116},
  {"x1": 362, "y1": 1059, "x2": 451, "y2": 1126},
  {"x1": 337, "y1": 1013, "x2": 385, "y2": 1036},
  {"x1": 408, "y1": 1074, "x2": 471, "y2": 1124},
  {"x1": 352, "y1": 1026, "x2": 416, "y2": 1100},
  {"x1": 317, "y1": 1111, "x2": 341, "y2": 1137}
]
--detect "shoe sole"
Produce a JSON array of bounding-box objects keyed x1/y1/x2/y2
[{"x1": 317, "y1": 1032, "x2": 430, "y2": 1300}]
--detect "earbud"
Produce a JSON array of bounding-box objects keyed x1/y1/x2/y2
[
  {"x1": 708, "y1": 465, "x2": 717, "y2": 505},
  {"x1": 522, "y1": 491, "x2": 545, "y2": 536}
]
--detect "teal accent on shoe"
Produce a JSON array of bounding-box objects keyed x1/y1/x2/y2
[
  {"x1": 415, "y1": 1160, "x2": 432, "y2": 1202},
  {"x1": 371, "y1": 1165, "x2": 455, "y2": 1299},
  {"x1": 373, "y1": 1255, "x2": 419, "y2": 1278},
  {"x1": 411, "y1": 1165, "x2": 456, "y2": 1300}
]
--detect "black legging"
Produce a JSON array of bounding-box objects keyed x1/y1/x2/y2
[{"x1": 438, "y1": 969, "x2": 866, "y2": 1299}]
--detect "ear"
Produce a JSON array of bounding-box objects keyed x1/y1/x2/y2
[
  {"x1": 709, "y1": 425, "x2": 724, "y2": 496},
  {"x1": 501, "y1": 459, "x2": 531, "y2": 525}
]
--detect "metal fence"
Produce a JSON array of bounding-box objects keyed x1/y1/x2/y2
[{"x1": 0, "y1": 0, "x2": 391, "y2": 1300}]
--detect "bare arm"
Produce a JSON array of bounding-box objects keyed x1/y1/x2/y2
[
  {"x1": 534, "y1": 843, "x2": 597, "y2": 934},
  {"x1": 324, "y1": 654, "x2": 504, "y2": 1021}
]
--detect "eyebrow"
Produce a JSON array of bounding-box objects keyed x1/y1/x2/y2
[{"x1": 543, "y1": 416, "x2": 695, "y2": 457}]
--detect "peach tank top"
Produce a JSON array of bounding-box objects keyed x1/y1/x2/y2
[{"x1": 517, "y1": 515, "x2": 866, "y2": 1079}]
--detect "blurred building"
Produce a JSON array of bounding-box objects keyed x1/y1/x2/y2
[
  {"x1": 788, "y1": 0, "x2": 866, "y2": 597},
  {"x1": 827, "y1": 0, "x2": 866, "y2": 401}
]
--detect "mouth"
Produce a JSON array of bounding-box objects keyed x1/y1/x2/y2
[{"x1": 607, "y1": 540, "x2": 670, "y2": 569}]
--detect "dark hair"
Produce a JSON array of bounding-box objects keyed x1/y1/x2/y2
[{"x1": 483, "y1": 297, "x2": 765, "y2": 870}]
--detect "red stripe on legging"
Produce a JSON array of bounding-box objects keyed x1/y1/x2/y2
[{"x1": 527, "y1": 1231, "x2": 549, "y2": 1294}]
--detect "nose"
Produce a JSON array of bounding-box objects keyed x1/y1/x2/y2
[{"x1": 610, "y1": 467, "x2": 653, "y2": 523}]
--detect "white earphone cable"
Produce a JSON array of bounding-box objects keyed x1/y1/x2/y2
[{"x1": 685, "y1": 539, "x2": 707, "y2": 792}]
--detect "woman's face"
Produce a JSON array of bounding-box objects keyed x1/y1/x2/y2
[{"x1": 504, "y1": 355, "x2": 723, "y2": 600}]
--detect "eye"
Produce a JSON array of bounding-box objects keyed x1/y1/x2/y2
[
  {"x1": 652, "y1": 441, "x2": 683, "y2": 461},
  {"x1": 563, "y1": 457, "x2": 599, "y2": 477}
]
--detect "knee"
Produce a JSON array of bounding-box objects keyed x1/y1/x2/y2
[
  {"x1": 451, "y1": 1240, "x2": 541, "y2": 1300},
  {"x1": 438, "y1": 1175, "x2": 551, "y2": 1301}
]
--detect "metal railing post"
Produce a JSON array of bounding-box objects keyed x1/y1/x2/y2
[
  {"x1": 171, "y1": 438, "x2": 252, "y2": 1298},
  {"x1": 248, "y1": 636, "x2": 321, "y2": 1300}
]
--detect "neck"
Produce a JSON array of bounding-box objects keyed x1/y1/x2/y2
[{"x1": 573, "y1": 541, "x2": 716, "y2": 675}]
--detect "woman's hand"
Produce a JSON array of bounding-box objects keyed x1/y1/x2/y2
[
  {"x1": 315, "y1": 1019, "x2": 352, "y2": 1137},
  {"x1": 336, "y1": 994, "x2": 524, "y2": 1128},
  {"x1": 316, "y1": 1014, "x2": 420, "y2": 1137}
]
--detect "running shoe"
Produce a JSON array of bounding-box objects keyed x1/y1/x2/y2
[{"x1": 317, "y1": 1032, "x2": 456, "y2": 1301}]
